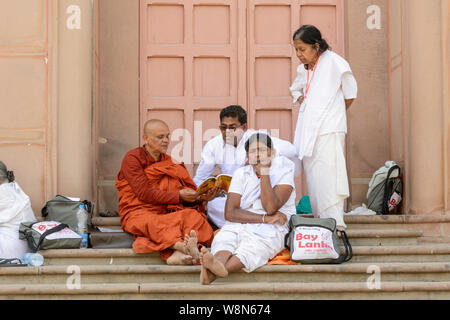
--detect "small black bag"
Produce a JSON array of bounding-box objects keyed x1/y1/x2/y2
[{"x1": 41, "y1": 195, "x2": 94, "y2": 232}]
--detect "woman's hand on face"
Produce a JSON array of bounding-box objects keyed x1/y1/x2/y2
[
  {"x1": 255, "y1": 158, "x2": 272, "y2": 177},
  {"x1": 255, "y1": 164, "x2": 270, "y2": 177},
  {"x1": 265, "y1": 212, "x2": 288, "y2": 225}
]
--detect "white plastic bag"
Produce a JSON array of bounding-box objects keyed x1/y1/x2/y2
[
  {"x1": 345, "y1": 204, "x2": 377, "y2": 216},
  {"x1": 0, "y1": 182, "x2": 36, "y2": 259}
]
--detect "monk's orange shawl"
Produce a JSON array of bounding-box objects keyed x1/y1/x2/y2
[{"x1": 116, "y1": 155, "x2": 213, "y2": 261}]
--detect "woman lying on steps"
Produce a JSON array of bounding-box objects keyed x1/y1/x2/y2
[{"x1": 199, "y1": 133, "x2": 297, "y2": 285}]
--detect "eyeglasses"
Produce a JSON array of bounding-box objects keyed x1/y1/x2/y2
[
  {"x1": 248, "y1": 147, "x2": 269, "y2": 154},
  {"x1": 219, "y1": 125, "x2": 242, "y2": 132}
]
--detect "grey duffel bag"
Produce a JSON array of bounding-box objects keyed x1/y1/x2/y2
[
  {"x1": 19, "y1": 221, "x2": 82, "y2": 252},
  {"x1": 41, "y1": 195, "x2": 94, "y2": 232}
]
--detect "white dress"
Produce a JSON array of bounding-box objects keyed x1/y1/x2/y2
[
  {"x1": 0, "y1": 182, "x2": 36, "y2": 259},
  {"x1": 211, "y1": 156, "x2": 296, "y2": 272},
  {"x1": 290, "y1": 50, "x2": 358, "y2": 229},
  {"x1": 194, "y1": 130, "x2": 299, "y2": 228}
]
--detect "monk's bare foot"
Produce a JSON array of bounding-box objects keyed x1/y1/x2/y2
[
  {"x1": 167, "y1": 250, "x2": 194, "y2": 265},
  {"x1": 200, "y1": 258, "x2": 217, "y2": 285},
  {"x1": 200, "y1": 247, "x2": 228, "y2": 278},
  {"x1": 184, "y1": 230, "x2": 200, "y2": 263},
  {"x1": 171, "y1": 241, "x2": 189, "y2": 255}
]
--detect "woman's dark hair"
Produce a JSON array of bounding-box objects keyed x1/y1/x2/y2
[
  {"x1": 220, "y1": 105, "x2": 247, "y2": 125},
  {"x1": 293, "y1": 25, "x2": 330, "y2": 53},
  {"x1": 0, "y1": 161, "x2": 15, "y2": 183},
  {"x1": 245, "y1": 133, "x2": 273, "y2": 153}
]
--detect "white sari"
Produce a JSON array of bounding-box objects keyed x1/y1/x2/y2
[
  {"x1": 290, "y1": 50, "x2": 357, "y2": 229},
  {"x1": 211, "y1": 156, "x2": 296, "y2": 272}
]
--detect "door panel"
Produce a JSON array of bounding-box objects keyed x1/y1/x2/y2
[
  {"x1": 141, "y1": 0, "x2": 245, "y2": 174},
  {"x1": 0, "y1": 0, "x2": 50, "y2": 214}
]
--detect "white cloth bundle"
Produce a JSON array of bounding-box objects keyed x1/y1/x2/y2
[{"x1": 0, "y1": 182, "x2": 36, "y2": 259}]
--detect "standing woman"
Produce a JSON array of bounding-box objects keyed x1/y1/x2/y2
[{"x1": 290, "y1": 25, "x2": 357, "y2": 230}]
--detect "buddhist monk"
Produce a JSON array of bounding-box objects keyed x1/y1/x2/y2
[{"x1": 116, "y1": 120, "x2": 215, "y2": 265}]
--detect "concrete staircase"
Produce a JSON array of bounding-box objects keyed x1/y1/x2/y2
[{"x1": 1, "y1": 215, "x2": 449, "y2": 300}]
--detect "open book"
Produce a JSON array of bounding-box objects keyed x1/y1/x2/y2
[{"x1": 196, "y1": 174, "x2": 232, "y2": 195}]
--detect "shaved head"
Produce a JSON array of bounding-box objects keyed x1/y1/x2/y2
[
  {"x1": 144, "y1": 119, "x2": 169, "y2": 135},
  {"x1": 143, "y1": 119, "x2": 171, "y2": 160}
]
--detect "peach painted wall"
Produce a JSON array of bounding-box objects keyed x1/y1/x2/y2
[
  {"x1": 344, "y1": 0, "x2": 391, "y2": 208},
  {"x1": 98, "y1": 0, "x2": 140, "y2": 215}
]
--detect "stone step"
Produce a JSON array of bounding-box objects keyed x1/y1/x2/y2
[
  {"x1": 91, "y1": 214, "x2": 450, "y2": 228},
  {"x1": 0, "y1": 262, "x2": 449, "y2": 285},
  {"x1": 1, "y1": 281, "x2": 449, "y2": 300},
  {"x1": 343, "y1": 229, "x2": 422, "y2": 246},
  {"x1": 40, "y1": 248, "x2": 162, "y2": 266},
  {"x1": 348, "y1": 244, "x2": 450, "y2": 263},
  {"x1": 91, "y1": 214, "x2": 449, "y2": 242},
  {"x1": 38, "y1": 244, "x2": 450, "y2": 266},
  {"x1": 87, "y1": 228, "x2": 423, "y2": 248},
  {"x1": 420, "y1": 237, "x2": 450, "y2": 244},
  {"x1": 342, "y1": 215, "x2": 450, "y2": 242}
]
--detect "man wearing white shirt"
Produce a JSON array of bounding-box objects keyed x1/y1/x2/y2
[{"x1": 193, "y1": 106, "x2": 298, "y2": 229}]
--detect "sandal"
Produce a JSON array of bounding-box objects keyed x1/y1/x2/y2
[{"x1": 0, "y1": 258, "x2": 27, "y2": 267}]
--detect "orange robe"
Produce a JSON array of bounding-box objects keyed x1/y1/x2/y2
[{"x1": 116, "y1": 148, "x2": 214, "y2": 261}]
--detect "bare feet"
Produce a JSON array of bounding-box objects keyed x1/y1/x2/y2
[
  {"x1": 171, "y1": 241, "x2": 189, "y2": 255},
  {"x1": 184, "y1": 230, "x2": 200, "y2": 263},
  {"x1": 167, "y1": 250, "x2": 194, "y2": 265},
  {"x1": 200, "y1": 261, "x2": 217, "y2": 285},
  {"x1": 199, "y1": 247, "x2": 228, "y2": 278}
]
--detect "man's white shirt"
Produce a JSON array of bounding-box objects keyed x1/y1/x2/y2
[{"x1": 193, "y1": 129, "x2": 299, "y2": 187}]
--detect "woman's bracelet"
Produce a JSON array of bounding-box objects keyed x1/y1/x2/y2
[{"x1": 262, "y1": 214, "x2": 266, "y2": 223}]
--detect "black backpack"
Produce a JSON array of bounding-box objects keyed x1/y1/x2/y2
[{"x1": 367, "y1": 165, "x2": 403, "y2": 215}]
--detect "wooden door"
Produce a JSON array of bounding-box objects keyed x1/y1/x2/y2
[
  {"x1": 140, "y1": 0, "x2": 246, "y2": 173},
  {"x1": 140, "y1": 0, "x2": 345, "y2": 191}
]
